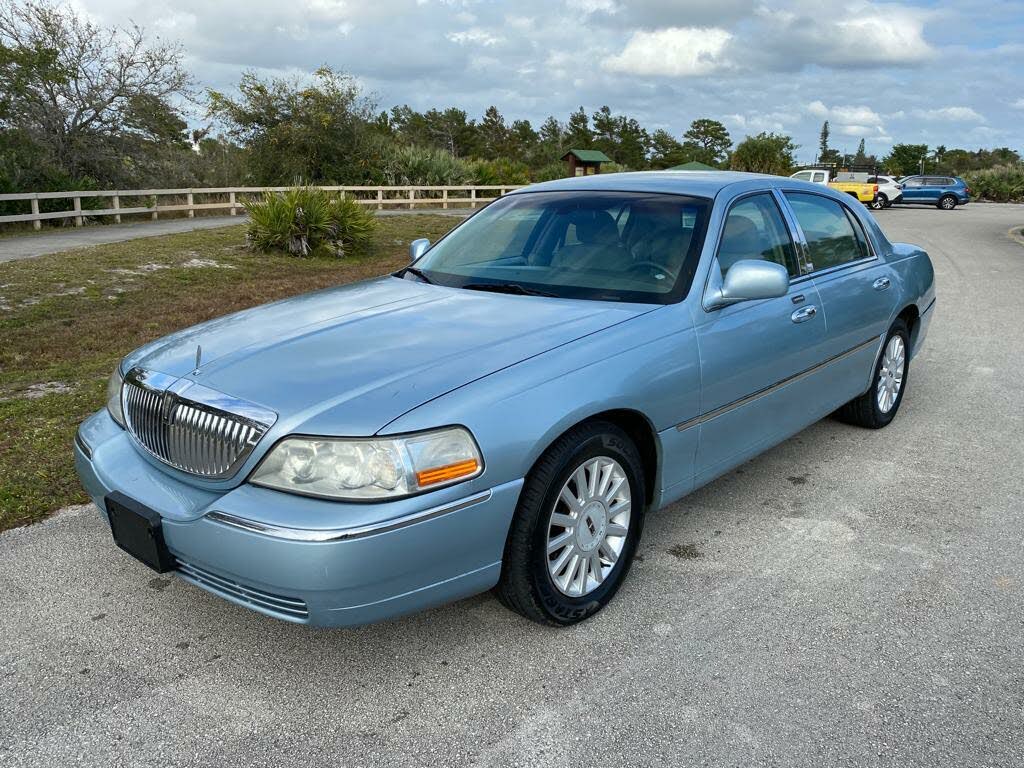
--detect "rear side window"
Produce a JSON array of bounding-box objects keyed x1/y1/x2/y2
[
  {"x1": 784, "y1": 192, "x2": 869, "y2": 272},
  {"x1": 717, "y1": 194, "x2": 800, "y2": 278}
]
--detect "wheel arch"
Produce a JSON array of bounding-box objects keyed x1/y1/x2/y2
[
  {"x1": 896, "y1": 303, "x2": 921, "y2": 346},
  {"x1": 525, "y1": 408, "x2": 661, "y2": 511}
]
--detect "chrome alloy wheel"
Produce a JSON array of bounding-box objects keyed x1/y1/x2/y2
[
  {"x1": 546, "y1": 456, "x2": 631, "y2": 597},
  {"x1": 877, "y1": 335, "x2": 906, "y2": 413}
]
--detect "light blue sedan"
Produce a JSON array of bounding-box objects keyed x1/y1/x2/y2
[{"x1": 75, "y1": 171, "x2": 935, "y2": 627}]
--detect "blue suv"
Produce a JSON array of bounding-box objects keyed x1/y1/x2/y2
[{"x1": 897, "y1": 175, "x2": 971, "y2": 210}]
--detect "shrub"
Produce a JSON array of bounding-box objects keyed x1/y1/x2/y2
[
  {"x1": 469, "y1": 158, "x2": 531, "y2": 185},
  {"x1": 380, "y1": 145, "x2": 474, "y2": 186},
  {"x1": 243, "y1": 187, "x2": 377, "y2": 258},
  {"x1": 961, "y1": 165, "x2": 1024, "y2": 203}
]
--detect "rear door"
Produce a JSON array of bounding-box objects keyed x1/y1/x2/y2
[
  {"x1": 691, "y1": 192, "x2": 828, "y2": 486},
  {"x1": 781, "y1": 191, "x2": 899, "y2": 408},
  {"x1": 920, "y1": 177, "x2": 949, "y2": 203}
]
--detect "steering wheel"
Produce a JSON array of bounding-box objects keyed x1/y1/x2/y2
[{"x1": 625, "y1": 260, "x2": 676, "y2": 279}]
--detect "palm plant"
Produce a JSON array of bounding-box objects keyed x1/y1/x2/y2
[{"x1": 244, "y1": 187, "x2": 376, "y2": 257}]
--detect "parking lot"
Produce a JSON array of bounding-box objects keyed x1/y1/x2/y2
[{"x1": 2, "y1": 203, "x2": 1023, "y2": 767}]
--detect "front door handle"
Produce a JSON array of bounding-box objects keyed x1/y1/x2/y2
[
  {"x1": 791, "y1": 305, "x2": 817, "y2": 323},
  {"x1": 873, "y1": 277, "x2": 891, "y2": 291}
]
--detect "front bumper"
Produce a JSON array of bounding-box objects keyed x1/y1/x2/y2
[{"x1": 75, "y1": 410, "x2": 523, "y2": 627}]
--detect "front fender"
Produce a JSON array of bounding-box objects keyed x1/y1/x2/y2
[{"x1": 379, "y1": 306, "x2": 700, "y2": 505}]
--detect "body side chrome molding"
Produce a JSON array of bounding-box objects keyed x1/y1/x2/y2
[
  {"x1": 676, "y1": 335, "x2": 880, "y2": 432},
  {"x1": 206, "y1": 490, "x2": 493, "y2": 542}
]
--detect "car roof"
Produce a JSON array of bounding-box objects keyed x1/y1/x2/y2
[{"x1": 511, "y1": 170, "x2": 789, "y2": 199}]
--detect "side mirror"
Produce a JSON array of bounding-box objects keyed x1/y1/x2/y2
[
  {"x1": 706, "y1": 259, "x2": 789, "y2": 309},
  {"x1": 409, "y1": 238, "x2": 430, "y2": 262}
]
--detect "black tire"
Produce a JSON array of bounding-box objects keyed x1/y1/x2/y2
[
  {"x1": 938, "y1": 194, "x2": 957, "y2": 210},
  {"x1": 870, "y1": 194, "x2": 888, "y2": 211},
  {"x1": 495, "y1": 420, "x2": 645, "y2": 626},
  {"x1": 834, "y1": 319, "x2": 910, "y2": 429}
]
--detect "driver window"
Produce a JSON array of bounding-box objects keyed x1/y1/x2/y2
[{"x1": 717, "y1": 194, "x2": 799, "y2": 279}]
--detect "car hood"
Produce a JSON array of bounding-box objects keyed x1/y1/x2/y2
[{"x1": 125, "y1": 276, "x2": 653, "y2": 436}]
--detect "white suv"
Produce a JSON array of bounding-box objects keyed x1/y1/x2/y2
[{"x1": 866, "y1": 176, "x2": 903, "y2": 209}]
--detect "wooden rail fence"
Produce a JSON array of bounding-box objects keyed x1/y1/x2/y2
[{"x1": 0, "y1": 185, "x2": 528, "y2": 229}]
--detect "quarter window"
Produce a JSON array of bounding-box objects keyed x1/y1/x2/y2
[
  {"x1": 717, "y1": 194, "x2": 799, "y2": 278},
  {"x1": 784, "y1": 192, "x2": 869, "y2": 272}
]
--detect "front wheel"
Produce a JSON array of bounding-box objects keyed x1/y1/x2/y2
[
  {"x1": 834, "y1": 319, "x2": 910, "y2": 429},
  {"x1": 870, "y1": 194, "x2": 888, "y2": 211},
  {"x1": 495, "y1": 421, "x2": 645, "y2": 626},
  {"x1": 938, "y1": 195, "x2": 957, "y2": 210}
]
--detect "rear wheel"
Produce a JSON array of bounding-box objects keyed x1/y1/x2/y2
[
  {"x1": 835, "y1": 319, "x2": 910, "y2": 429},
  {"x1": 495, "y1": 421, "x2": 645, "y2": 626},
  {"x1": 938, "y1": 195, "x2": 957, "y2": 210}
]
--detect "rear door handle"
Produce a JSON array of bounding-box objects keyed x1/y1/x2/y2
[
  {"x1": 791, "y1": 305, "x2": 817, "y2": 323},
  {"x1": 873, "y1": 277, "x2": 891, "y2": 291}
]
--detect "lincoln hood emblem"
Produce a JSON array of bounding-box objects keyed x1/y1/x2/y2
[{"x1": 194, "y1": 344, "x2": 202, "y2": 373}]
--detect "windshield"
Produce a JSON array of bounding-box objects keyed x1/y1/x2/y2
[{"x1": 412, "y1": 191, "x2": 711, "y2": 303}]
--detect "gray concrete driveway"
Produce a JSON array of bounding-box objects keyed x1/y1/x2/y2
[{"x1": 2, "y1": 204, "x2": 1023, "y2": 767}]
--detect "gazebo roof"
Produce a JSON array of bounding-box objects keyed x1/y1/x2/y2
[
  {"x1": 667, "y1": 160, "x2": 718, "y2": 171},
  {"x1": 561, "y1": 149, "x2": 612, "y2": 163}
]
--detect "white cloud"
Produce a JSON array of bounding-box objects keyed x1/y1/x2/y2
[
  {"x1": 912, "y1": 106, "x2": 985, "y2": 122},
  {"x1": 805, "y1": 101, "x2": 888, "y2": 143},
  {"x1": 446, "y1": 28, "x2": 503, "y2": 47},
  {"x1": 1013, "y1": 98, "x2": 1024, "y2": 110},
  {"x1": 753, "y1": 5, "x2": 935, "y2": 69},
  {"x1": 604, "y1": 27, "x2": 733, "y2": 76},
  {"x1": 565, "y1": 0, "x2": 618, "y2": 13}
]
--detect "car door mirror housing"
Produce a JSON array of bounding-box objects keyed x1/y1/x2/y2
[
  {"x1": 409, "y1": 238, "x2": 430, "y2": 262},
  {"x1": 706, "y1": 259, "x2": 790, "y2": 309}
]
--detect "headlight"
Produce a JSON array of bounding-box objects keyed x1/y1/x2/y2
[
  {"x1": 106, "y1": 367, "x2": 125, "y2": 427},
  {"x1": 249, "y1": 427, "x2": 483, "y2": 500}
]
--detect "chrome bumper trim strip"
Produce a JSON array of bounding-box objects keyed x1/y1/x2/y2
[
  {"x1": 206, "y1": 490, "x2": 493, "y2": 542},
  {"x1": 676, "y1": 336, "x2": 880, "y2": 432}
]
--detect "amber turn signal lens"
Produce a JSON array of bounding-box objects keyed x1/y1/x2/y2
[{"x1": 416, "y1": 458, "x2": 480, "y2": 487}]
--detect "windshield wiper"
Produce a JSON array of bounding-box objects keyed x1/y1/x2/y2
[
  {"x1": 399, "y1": 266, "x2": 434, "y2": 284},
  {"x1": 461, "y1": 282, "x2": 557, "y2": 298}
]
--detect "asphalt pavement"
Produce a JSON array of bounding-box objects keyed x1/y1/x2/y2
[{"x1": 2, "y1": 203, "x2": 1023, "y2": 767}]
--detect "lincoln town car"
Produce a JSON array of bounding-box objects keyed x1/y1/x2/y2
[{"x1": 75, "y1": 171, "x2": 935, "y2": 627}]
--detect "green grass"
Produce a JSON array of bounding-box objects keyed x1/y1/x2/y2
[{"x1": 0, "y1": 214, "x2": 461, "y2": 532}]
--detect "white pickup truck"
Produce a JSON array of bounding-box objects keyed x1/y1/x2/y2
[{"x1": 790, "y1": 169, "x2": 902, "y2": 210}]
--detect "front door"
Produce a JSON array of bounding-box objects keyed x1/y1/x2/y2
[
  {"x1": 691, "y1": 192, "x2": 829, "y2": 487},
  {"x1": 900, "y1": 176, "x2": 927, "y2": 204}
]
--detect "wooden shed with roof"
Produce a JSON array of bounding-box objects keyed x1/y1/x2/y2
[{"x1": 562, "y1": 149, "x2": 612, "y2": 176}]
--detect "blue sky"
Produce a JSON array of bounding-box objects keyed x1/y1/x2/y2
[{"x1": 72, "y1": 0, "x2": 1024, "y2": 162}]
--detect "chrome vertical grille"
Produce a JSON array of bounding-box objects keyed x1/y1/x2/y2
[{"x1": 121, "y1": 368, "x2": 275, "y2": 479}]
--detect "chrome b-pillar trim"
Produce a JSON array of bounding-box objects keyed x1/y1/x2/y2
[{"x1": 206, "y1": 490, "x2": 493, "y2": 542}]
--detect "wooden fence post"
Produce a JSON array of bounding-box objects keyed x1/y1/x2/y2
[
  {"x1": 112, "y1": 194, "x2": 121, "y2": 224},
  {"x1": 377, "y1": 188, "x2": 383, "y2": 211},
  {"x1": 73, "y1": 196, "x2": 83, "y2": 227},
  {"x1": 229, "y1": 191, "x2": 237, "y2": 216},
  {"x1": 443, "y1": 189, "x2": 448, "y2": 210},
  {"x1": 470, "y1": 188, "x2": 477, "y2": 209},
  {"x1": 151, "y1": 194, "x2": 158, "y2": 221},
  {"x1": 187, "y1": 190, "x2": 195, "y2": 219},
  {"x1": 31, "y1": 196, "x2": 41, "y2": 230},
  {"x1": 409, "y1": 188, "x2": 415, "y2": 210}
]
